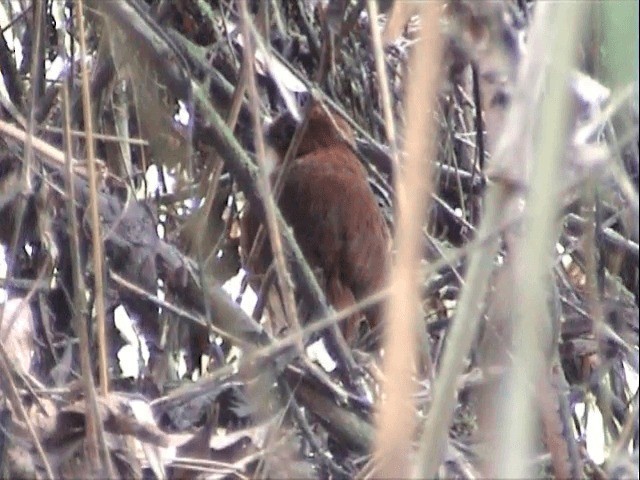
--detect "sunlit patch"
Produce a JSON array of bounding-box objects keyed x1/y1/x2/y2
[
  {"x1": 115, "y1": 305, "x2": 150, "y2": 378},
  {"x1": 585, "y1": 401, "x2": 606, "y2": 465},
  {"x1": 117, "y1": 345, "x2": 142, "y2": 378},
  {"x1": 156, "y1": 222, "x2": 165, "y2": 240},
  {"x1": 306, "y1": 339, "x2": 337, "y2": 372},
  {"x1": 623, "y1": 361, "x2": 639, "y2": 392},
  {"x1": 174, "y1": 100, "x2": 191, "y2": 126},
  {"x1": 0, "y1": 246, "x2": 6, "y2": 303},
  {"x1": 144, "y1": 165, "x2": 177, "y2": 198},
  {"x1": 223, "y1": 268, "x2": 258, "y2": 315},
  {"x1": 46, "y1": 56, "x2": 66, "y2": 81},
  {"x1": 0, "y1": 6, "x2": 23, "y2": 68},
  {"x1": 176, "y1": 349, "x2": 188, "y2": 378}
]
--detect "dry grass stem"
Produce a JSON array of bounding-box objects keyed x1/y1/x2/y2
[
  {"x1": 373, "y1": 2, "x2": 442, "y2": 478},
  {"x1": 0, "y1": 1, "x2": 636, "y2": 478}
]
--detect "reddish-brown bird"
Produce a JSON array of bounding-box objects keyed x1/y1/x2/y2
[{"x1": 241, "y1": 103, "x2": 390, "y2": 344}]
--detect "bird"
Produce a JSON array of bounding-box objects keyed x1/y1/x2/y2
[{"x1": 240, "y1": 102, "x2": 390, "y2": 345}]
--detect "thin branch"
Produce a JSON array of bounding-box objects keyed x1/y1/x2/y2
[
  {"x1": 0, "y1": 287, "x2": 55, "y2": 479},
  {"x1": 498, "y1": 2, "x2": 584, "y2": 477},
  {"x1": 59, "y1": 2, "x2": 104, "y2": 470},
  {"x1": 373, "y1": 2, "x2": 442, "y2": 477},
  {"x1": 75, "y1": 3, "x2": 115, "y2": 477},
  {"x1": 239, "y1": 0, "x2": 303, "y2": 348}
]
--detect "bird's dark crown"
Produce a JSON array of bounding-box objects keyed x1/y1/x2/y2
[{"x1": 265, "y1": 103, "x2": 355, "y2": 159}]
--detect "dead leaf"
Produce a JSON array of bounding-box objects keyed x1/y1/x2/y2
[{"x1": 0, "y1": 298, "x2": 35, "y2": 373}]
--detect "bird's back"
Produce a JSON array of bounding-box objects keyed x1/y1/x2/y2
[{"x1": 241, "y1": 104, "x2": 390, "y2": 343}]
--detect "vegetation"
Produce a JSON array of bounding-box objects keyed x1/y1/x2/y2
[{"x1": 0, "y1": 0, "x2": 637, "y2": 478}]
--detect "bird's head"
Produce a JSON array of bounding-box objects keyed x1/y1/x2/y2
[{"x1": 264, "y1": 103, "x2": 355, "y2": 165}]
